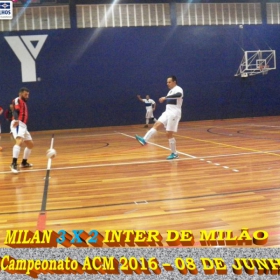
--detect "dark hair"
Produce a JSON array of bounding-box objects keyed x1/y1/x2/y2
[
  {"x1": 19, "y1": 87, "x2": 29, "y2": 93},
  {"x1": 168, "y1": 75, "x2": 177, "y2": 83}
]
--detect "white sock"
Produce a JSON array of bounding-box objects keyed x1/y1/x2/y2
[
  {"x1": 146, "y1": 118, "x2": 149, "y2": 125},
  {"x1": 144, "y1": 128, "x2": 157, "y2": 141},
  {"x1": 23, "y1": 147, "x2": 32, "y2": 160},
  {"x1": 13, "y1": 145, "x2": 21, "y2": 159},
  {"x1": 169, "y1": 138, "x2": 177, "y2": 154}
]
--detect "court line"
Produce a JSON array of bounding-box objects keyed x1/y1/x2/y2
[
  {"x1": 0, "y1": 186, "x2": 279, "y2": 217},
  {"x1": 0, "y1": 158, "x2": 195, "y2": 175},
  {"x1": 207, "y1": 127, "x2": 280, "y2": 141},
  {"x1": 177, "y1": 122, "x2": 280, "y2": 131},
  {"x1": 37, "y1": 134, "x2": 55, "y2": 231},
  {"x1": 117, "y1": 132, "x2": 197, "y2": 159},
  {"x1": 2, "y1": 148, "x2": 280, "y2": 175},
  {"x1": 245, "y1": 124, "x2": 280, "y2": 128},
  {"x1": 173, "y1": 133, "x2": 280, "y2": 158},
  {"x1": 53, "y1": 133, "x2": 119, "y2": 139}
]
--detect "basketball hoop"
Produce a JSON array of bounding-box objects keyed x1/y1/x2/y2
[{"x1": 235, "y1": 50, "x2": 276, "y2": 77}]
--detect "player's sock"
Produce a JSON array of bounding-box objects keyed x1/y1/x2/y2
[
  {"x1": 144, "y1": 128, "x2": 157, "y2": 141},
  {"x1": 13, "y1": 145, "x2": 20, "y2": 160},
  {"x1": 146, "y1": 119, "x2": 149, "y2": 125},
  {"x1": 23, "y1": 147, "x2": 31, "y2": 161},
  {"x1": 169, "y1": 138, "x2": 177, "y2": 154}
]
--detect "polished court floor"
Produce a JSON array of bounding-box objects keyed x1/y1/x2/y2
[{"x1": 1, "y1": 116, "x2": 280, "y2": 246}]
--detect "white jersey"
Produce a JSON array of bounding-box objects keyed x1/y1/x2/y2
[
  {"x1": 165, "y1": 85, "x2": 183, "y2": 117},
  {"x1": 142, "y1": 99, "x2": 155, "y2": 111}
]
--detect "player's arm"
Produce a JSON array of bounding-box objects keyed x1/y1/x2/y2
[
  {"x1": 137, "y1": 95, "x2": 144, "y2": 102},
  {"x1": 0, "y1": 107, "x2": 3, "y2": 115},
  {"x1": 13, "y1": 109, "x2": 19, "y2": 120},
  {"x1": 159, "y1": 92, "x2": 182, "y2": 103},
  {"x1": 12, "y1": 102, "x2": 20, "y2": 126},
  {"x1": 166, "y1": 92, "x2": 183, "y2": 98}
]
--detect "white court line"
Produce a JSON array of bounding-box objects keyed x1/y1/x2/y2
[
  {"x1": 243, "y1": 124, "x2": 280, "y2": 128},
  {"x1": 179, "y1": 123, "x2": 280, "y2": 129},
  {"x1": 1, "y1": 146, "x2": 279, "y2": 175},
  {"x1": 0, "y1": 158, "x2": 195, "y2": 175},
  {"x1": 212, "y1": 123, "x2": 280, "y2": 127},
  {"x1": 56, "y1": 132, "x2": 119, "y2": 138},
  {"x1": 117, "y1": 132, "x2": 197, "y2": 159},
  {"x1": 2, "y1": 136, "x2": 280, "y2": 175},
  {"x1": 124, "y1": 209, "x2": 138, "y2": 214},
  {"x1": 31, "y1": 132, "x2": 119, "y2": 140},
  {"x1": 201, "y1": 149, "x2": 280, "y2": 159}
]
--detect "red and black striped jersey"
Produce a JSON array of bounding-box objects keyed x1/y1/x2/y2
[{"x1": 13, "y1": 97, "x2": 28, "y2": 124}]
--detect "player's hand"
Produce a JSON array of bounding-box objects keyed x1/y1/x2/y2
[
  {"x1": 159, "y1": 97, "x2": 166, "y2": 103},
  {"x1": 13, "y1": 120, "x2": 19, "y2": 127},
  {"x1": 137, "y1": 95, "x2": 140, "y2": 97}
]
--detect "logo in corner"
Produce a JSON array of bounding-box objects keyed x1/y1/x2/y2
[
  {"x1": 5, "y1": 35, "x2": 48, "y2": 82},
  {"x1": 0, "y1": 1, "x2": 12, "y2": 20}
]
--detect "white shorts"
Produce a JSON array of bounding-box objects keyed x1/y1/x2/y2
[
  {"x1": 158, "y1": 111, "x2": 181, "y2": 132},
  {"x1": 146, "y1": 109, "x2": 154, "y2": 119},
  {"x1": 10, "y1": 120, "x2": 32, "y2": 141}
]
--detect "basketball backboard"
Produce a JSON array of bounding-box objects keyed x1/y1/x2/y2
[{"x1": 235, "y1": 50, "x2": 276, "y2": 77}]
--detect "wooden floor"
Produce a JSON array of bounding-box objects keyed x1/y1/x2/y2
[{"x1": 1, "y1": 116, "x2": 280, "y2": 247}]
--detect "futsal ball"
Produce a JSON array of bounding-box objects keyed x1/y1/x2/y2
[{"x1": 46, "y1": 148, "x2": 57, "y2": 159}]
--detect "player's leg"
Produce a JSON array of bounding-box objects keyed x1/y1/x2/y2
[
  {"x1": 11, "y1": 136, "x2": 23, "y2": 174},
  {"x1": 10, "y1": 120, "x2": 25, "y2": 173},
  {"x1": 135, "y1": 113, "x2": 167, "y2": 145},
  {"x1": 144, "y1": 118, "x2": 149, "y2": 128},
  {"x1": 21, "y1": 130, "x2": 33, "y2": 168},
  {"x1": 166, "y1": 115, "x2": 180, "y2": 160},
  {"x1": 145, "y1": 110, "x2": 152, "y2": 128},
  {"x1": 150, "y1": 110, "x2": 157, "y2": 123}
]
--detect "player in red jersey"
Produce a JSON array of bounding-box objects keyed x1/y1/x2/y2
[{"x1": 10, "y1": 87, "x2": 34, "y2": 174}]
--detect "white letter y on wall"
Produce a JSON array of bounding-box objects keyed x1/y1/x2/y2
[{"x1": 5, "y1": 35, "x2": 48, "y2": 82}]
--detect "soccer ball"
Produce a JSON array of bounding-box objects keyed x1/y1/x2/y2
[{"x1": 46, "y1": 148, "x2": 57, "y2": 159}]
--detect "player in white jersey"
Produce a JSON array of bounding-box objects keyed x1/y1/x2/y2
[
  {"x1": 135, "y1": 76, "x2": 183, "y2": 160},
  {"x1": 137, "y1": 95, "x2": 157, "y2": 128}
]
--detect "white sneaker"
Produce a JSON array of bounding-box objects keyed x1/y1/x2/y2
[{"x1": 10, "y1": 163, "x2": 19, "y2": 174}]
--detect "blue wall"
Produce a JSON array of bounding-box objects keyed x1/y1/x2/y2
[{"x1": 1, "y1": 22, "x2": 280, "y2": 132}]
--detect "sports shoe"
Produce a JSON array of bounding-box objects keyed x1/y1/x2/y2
[
  {"x1": 20, "y1": 162, "x2": 33, "y2": 168},
  {"x1": 167, "y1": 153, "x2": 179, "y2": 160},
  {"x1": 144, "y1": 125, "x2": 148, "y2": 128},
  {"x1": 135, "y1": 135, "x2": 146, "y2": 146},
  {"x1": 10, "y1": 163, "x2": 19, "y2": 174}
]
